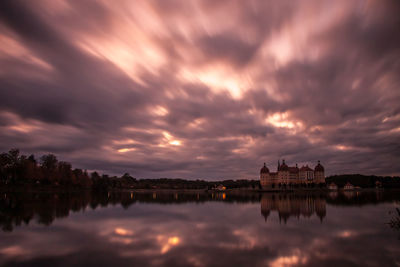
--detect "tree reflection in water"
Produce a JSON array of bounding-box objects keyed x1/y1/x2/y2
[
  {"x1": 1, "y1": 190, "x2": 399, "y2": 232},
  {"x1": 1, "y1": 190, "x2": 400, "y2": 266},
  {"x1": 388, "y1": 207, "x2": 400, "y2": 238}
]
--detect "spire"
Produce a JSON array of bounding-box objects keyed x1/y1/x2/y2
[
  {"x1": 278, "y1": 160, "x2": 280, "y2": 171},
  {"x1": 264, "y1": 162, "x2": 266, "y2": 167},
  {"x1": 318, "y1": 160, "x2": 320, "y2": 164}
]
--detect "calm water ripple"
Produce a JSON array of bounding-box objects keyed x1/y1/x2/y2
[{"x1": 0, "y1": 190, "x2": 399, "y2": 266}]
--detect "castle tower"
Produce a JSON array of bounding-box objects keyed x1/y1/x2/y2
[
  {"x1": 314, "y1": 160, "x2": 325, "y2": 184},
  {"x1": 260, "y1": 163, "x2": 270, "y2": 188},
  {"x1": 278, "y1": 159, "x2": 289, "y2": 185}
]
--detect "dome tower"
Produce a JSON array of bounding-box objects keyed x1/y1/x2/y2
[
  {"x1": 314, "y1": 160, "x2": 325, "y2": 184},
  {"x1": 260, "y1": 163, "x2": 270, "y2": 188}
]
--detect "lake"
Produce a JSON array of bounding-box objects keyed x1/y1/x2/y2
[{"x1": 0, "y1": 190, "x2": 399, "y2": 266}]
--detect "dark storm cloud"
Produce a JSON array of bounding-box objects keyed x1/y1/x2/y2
[
  {"x1": 0, "y1": 0, "x2": 399, "y2": 178},
  {"x1": 0, "y1": 0, "x2": 149, "y2": 127}
]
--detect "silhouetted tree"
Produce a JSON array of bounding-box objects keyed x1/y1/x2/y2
[
  {"x1": 40, "y1": 154, "x2": 59, "y2": 184},
  {"x1": 40, "y1": 154, "x2": 58, "y2": 171},
  {"x1": 58, "y1": 161, "x2": 73, "y2": 186}
]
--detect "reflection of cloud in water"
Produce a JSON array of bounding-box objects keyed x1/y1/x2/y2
[
  {"x1": 0, "y1": 192, "x2": 399, "y2": 266},
  {"x1": 270, "y1": 249, "x2": 308, "y2": 267},
  {"x1": 0, "y1": 246, "x2": 27, "y2": 257},
  {"x1": 159, "y1": 236, "x2": 181, "y2": 254},
  {"x1": 337, "y1": 230, "x2": 356, "y2": 238},
  {"x1": 109, "y1": 236, "x2": 134, "y2": 245},
  {"x1": 114, "y1": 227, "x2": 133, "y2": 236}
]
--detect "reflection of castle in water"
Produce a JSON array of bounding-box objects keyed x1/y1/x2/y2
[
  {"x1": 1, "y1": 190, "x2": 395, "y2": 232},
  {"x1": 260, "y1": 194, "x2": 326, "y2": 224}
]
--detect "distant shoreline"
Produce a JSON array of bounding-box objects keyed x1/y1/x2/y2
[
  {"x1": 1, "y1": 149, "x2": 399, "y2": 192},
  {"x1": 1, "y1": 185, "x2": 397, "y2": 195}
]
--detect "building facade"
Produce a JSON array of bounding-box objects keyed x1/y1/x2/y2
[{"x1": 260, "y1": 160, "x2": 325, "y2": 189}]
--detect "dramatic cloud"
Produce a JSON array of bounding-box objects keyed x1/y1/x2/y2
[{"x1": 0, "y1": 0, "x2": 399, "y2": 178}]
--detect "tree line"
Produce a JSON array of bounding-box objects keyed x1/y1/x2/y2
[
  {"x1": 2, "y1": 149, "x2": 399, "y2": 190},
  {"x1": 0, "y1": 149, "x2": 260, "y2": 190},
  {"x1": 0, "y1": 149, "x2": 93, "y2": 188},
  {"x1": 326, "y1": 174, "x2": 400, "y2": 188}
]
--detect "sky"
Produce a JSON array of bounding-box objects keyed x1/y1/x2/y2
[{"x1": 0, "y1": 0, "x2": 399, "y2": 179}]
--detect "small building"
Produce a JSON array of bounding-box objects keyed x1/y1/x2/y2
[
  {"x1": 215, "y1": 184, "x2": 226, "y2": 191},
  {"x1": 328, "y1": 183, "x2": 338, "y2": 190},
  {"x1": 343, "y1": 182, "x2": 354, "y2": 190}
]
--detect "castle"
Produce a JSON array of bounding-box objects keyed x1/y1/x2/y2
[{"x1": 260, "y1": 160, "x2": 325, "y2": 189}]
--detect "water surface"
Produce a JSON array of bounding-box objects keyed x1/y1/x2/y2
[{"x1": 0, "y1": 190, "x2": 399, "y2": 266}]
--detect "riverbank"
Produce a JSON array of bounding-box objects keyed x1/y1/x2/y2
[
  {"x1": 257, "y1": 187, "x2": 390, "y2": 193},
  {"x1": 1, "y1": 185, "x2": 396, "y2": 194}
]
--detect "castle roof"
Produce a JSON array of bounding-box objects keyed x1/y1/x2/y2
[
  {"x1": 279, "y1": 159, "x2": 289, "y2": 171},
  {"x1": 300, "y1": 165, "x2": 313, "y2": 171},
  {"x1": 260, "y1": 163, "x2": 269, "y2": 174},
  {"x1": 288, "y1": 167, "x2": 299, "y2": 173},
  {"x1": 314, "y1": 160, "x2": 324, "y2": 172}
]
